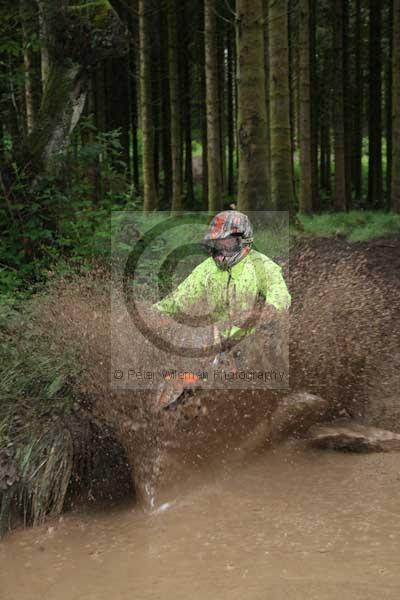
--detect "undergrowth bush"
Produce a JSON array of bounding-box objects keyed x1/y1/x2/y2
[
  {"x1": 0, "y1": 121, "x2": 138, "y2": 301},
  {"x1": 0, "y1": 300, "x2": 81, "y2": 533}
]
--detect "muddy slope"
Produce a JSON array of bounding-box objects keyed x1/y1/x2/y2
[{"x1": 289, "y1": 237, "x2": 400, "y2": 425}]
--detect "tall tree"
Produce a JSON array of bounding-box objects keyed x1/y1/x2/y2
[
  {"x1": 37, "y1": 0, "x2": 50, "y2": 89},
  {"x1": 310, "y1": 0, "x2": 319, "y2": 211},
  {"x1": 343, "y1": 0, "x2": 352, "y2": 208},
  {"x1": 368, "y1": 0, "x2": 383, "y2": 207},
  {"x1": 199, "y1": 0, "x2": 209, "y2": 209},
  {"x1": 151, "y1": 12, "x2": 160, "y2": 196},
  {"x1": 333, "y1": 0, "x2": 349, "y2": 211},
  {"x1": 138, "y1": 0, "x2": 158, "y2": 211},
  {"x1": 168, "y1": 0, "x2": 183, "y2": 211},
  {"x1": 352, "y1": 0, "x2": 363, "y2": 202},
  {"x1": 299, "y1": 0, "x2": 318, "y2": 213},
  {"x1": 318, "y1": 1, "x2": 333, "y2": 196},
  {"x1": 236, "y1": 0, "x2": 269, "y2": 211},
  {"x1": 217, "y1": 17, "x2": 226, "y2": 192},
  {"x1": 289, "y1": 0, "x2": 299, "y2": 201},
  {"x1": 20, "y1": 0, "x2": 37, "y2": 134},
  {"x1": 158, "y1": 4, "x2": 172, "y2": 205},
  {"x1": 385, "y1": 0, "x2": 393, "y2": 207},
  {"x1": 182, "y1": 0, "x2": 194, "y2": 206},
  {"x1": 263, "y1": 0, "x2": 271, "y2": 199},
  {"x1": 204, "y1": 0, "x2": 223, "y2": 212},
  {"x1": 127, "y1": 8, "x2": 141, "y2": 192},
  {"x1": 392, "y1": 0, "x2": 400, "y2": 212},
  {"x1": 269, "y1": 0, "x2": 294, "y2": 210},
  {"x1": 226, "y1": 24, "x2": 235, "y2": 197},
  {"x1": 18, "y1": 0, "x2": 125, "y2": 178}
]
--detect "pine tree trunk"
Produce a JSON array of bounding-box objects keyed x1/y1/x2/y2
[
  {"x1": 227, "y1": 24, "x2": 235, "y2": 197},
  {"x1": 299, "y1": 0, "x2": 317, "y2": 214},
  {"x1": 23, "y1": 63, "x2": 88, "y2": 173},
  {"x1": 158, "y1": 4, "x2": 172, "y2": 205},
  {"x1": 319, "y1": 15, "x2": 332, "y2": 198},
  {"x1": 218, "y1": 21, "x2": 226, "y2": 193},
  {"x1": 353, "y1": 0, "x2": 363, "y2": 203},
  {"x1": 320, "y1": 122, "x2": 329, "y2": 191},
  {"x1": 236, "y1": 0, "x2": 269, "y2": 211},
  {"x1": 127, "y1": 9, "x2": 140, "y2": 192},
  {"x1": 182, "y1": 4, "x2": 194, "y2": 207},
  {"x1": 263, "y1": 0, "x2": 271, "y2": 202},
  {"x1": 269, "y1": 0, "x2": 294, "y2": 210},
  {"x1": 368, "y1": 0, "x2": 383, "y2": 207},
  {"x1": 326, "y1": 123, "x2": 332, "y2": 192},
  {"x1": 385, "y1": 0, "x2": 393, "y2": 208},
  {"x1": 167, "y1": 0, "x2": 183, "y2": 211},
  {"x1": 234, "y1": 32, "x2": 239, "y2": 175},
  {"x1": 205, "y1": 0, "x2": 223, "y2": 212},
  {"x1": 184, "y1": 103, "x2": 194, "y2": 207},
  {"x1": 37, "y1": 0, "x2": 50, "y2": 90},
  {"x1": 321, "y1": 122, "x2": 332, "y2": 194},
  {"x1": 310, "y1": 0, "x2": 319, "y2": 211},
  {"x1": 333, "y1": 0, "x2": 348, "y2": 212},
  {"x1": 392, "y1": 0, "x2": 400, "y2": 212},
  {"x1": 343, "y1": 0, "x2": 352, "y2": 209},
  {"x1": 289, "y1": 0, "x2": 299, "y2": 196},
  {"x1": 151, "y1": 14, "x2": 160, "y2": 196},
  {"x1": 199, "y1": 0, "x2": 209, "y2": 210},
  {"x1": 139, "y1": 0, "x2": 158, "y2": 211},
  {"x1": 20, "y1": 0, "x2": 37, "y2": 134},
  {"x1": 7, "y1": 57, "x2": 24, "y2": 152}
]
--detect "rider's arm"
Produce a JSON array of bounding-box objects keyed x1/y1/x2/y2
[
  {"x1": 257, "y1": 258, "x2": 291, "y2": 312},
  {"x1": 153, "y1": 258, "x2": 210, "y2": 316}
]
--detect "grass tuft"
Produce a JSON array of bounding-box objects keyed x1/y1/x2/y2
[{"x1": 0, "y1": 300, "x2": 79, "y2": 535}]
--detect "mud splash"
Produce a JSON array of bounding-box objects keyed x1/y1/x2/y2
[
  {"x1": 2, "y1": 442, "x2": 400, "y2": 600},
  {"x1": 24, "y1": 237, "x2": 398, "y2": 509}
]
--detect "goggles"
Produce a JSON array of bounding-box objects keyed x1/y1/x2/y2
[{"x1": 205, "y1": 236, "x2": 243, "y2": 256}]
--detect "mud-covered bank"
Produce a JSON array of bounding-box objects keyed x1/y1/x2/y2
[{"x1": 1, "y1": 236, "x2": 399, "y2": 532}]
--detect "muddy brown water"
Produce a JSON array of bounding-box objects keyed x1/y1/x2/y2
[{"x1": 2, "y1": 442, "x2": 400, "y2": 600}]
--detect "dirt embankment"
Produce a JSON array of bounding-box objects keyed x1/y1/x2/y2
[{"x1": 289, "y1": 236, "x2": 400, "y2": 426}]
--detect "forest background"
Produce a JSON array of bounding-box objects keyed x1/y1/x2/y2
[{"x1": 1, "y1": 0, "x2": 400, "y2": 298}]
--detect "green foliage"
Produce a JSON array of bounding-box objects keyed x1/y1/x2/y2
[
  {"x1": 0, "y1": 122, "x2": 138, "y2": 301},
  {"x1": 297, "y1": 211, "x2": 400, "y2": 242},
  {"x1": 68, "y1": 0, "x2": 114, "y2": 29},
  {"x1": 192, "y1": 140, "x2": 202, "y2": 157},
  {"x1": 0, "y1": 301, "x2": 80, "y2": 533},
  {"x1": 0, "y1": 302, "x2": 78, "y2": 406}
]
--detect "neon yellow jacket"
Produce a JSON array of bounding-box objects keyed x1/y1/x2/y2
[{"x1": 153, "y1": 250, "x2": 291, "y2": 339}]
